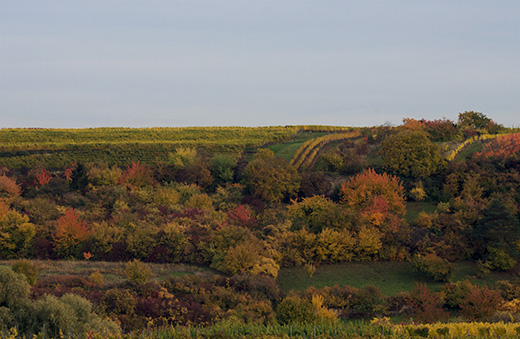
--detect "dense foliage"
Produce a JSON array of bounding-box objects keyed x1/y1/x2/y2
[{"x1": 0, "y1": 111, "x2": 519, "y2": 337}]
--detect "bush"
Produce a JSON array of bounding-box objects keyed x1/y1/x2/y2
[
  {"x1": 411, "y1": 283, "x2": 449, "y2": 323},
  {"x1": 411, "y1": 253, "x2": 453, "y2": 282},
  {"x1": 0, "y1": 267, "x2": 30, "y2": 309},
  {"x1": 102, "y1": 288, "x2": 137, "y2": 315},
  {"x1": 460, "y1": 284, "x2": 503, "y2": 321},
  {"x1": 33, "y1": 293, "x2": 120, "y2": 338},
  {"x1": 485, "y1": 247, "x2": 517, "y2": 271},
  {"x1": 88, "y1": 270, "x2": 104, "y2": 286},
  {"x1": 352, "y1": 285, "x2": 387, "y2": 318},
  {"x1": 276, "y1": 292, "x2": 337, "y2": 325},
  {"x1": 125, "y1": 259, "x2": 152, "y2": 285},
  {"x1": 12, "y1": 259, "x2": 39, "y2": 286},
  {"x1": 443, "y1": 280, "x2": 473, "y2": 309}
]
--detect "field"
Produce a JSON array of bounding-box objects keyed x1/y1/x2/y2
[{"x1": 0, "y1": 126, "x2": 301, "y2": 168}]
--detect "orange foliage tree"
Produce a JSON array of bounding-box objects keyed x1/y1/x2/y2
[
  {"x1": 0, "y1": 174, "x2": 21, "y2": 201},
  {"x1": 340, "y1": 169, "x2": 408, "y2": 260},
  {"x1": 53, "y1": 208, "x2": 91, "y2": 257},
  {"x1": 340, "y1": 168, "x2": 405, "y2": 228},
  {"x1": 118, "y1": 161, "x2": 156, "y2": 187}
]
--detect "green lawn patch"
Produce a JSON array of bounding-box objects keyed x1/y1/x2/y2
[{"x1": 277, "y1": 261, "x2": 514, "y2": 296}]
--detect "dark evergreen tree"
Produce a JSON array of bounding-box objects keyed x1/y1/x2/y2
[
  {"x1": 69, "y1": 162, "x2": 89, "y2": 194},
  {"x1": 473, "y1": 199, "x2": 520, "y2": 257}
]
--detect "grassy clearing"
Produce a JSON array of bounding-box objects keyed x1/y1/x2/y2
[
  {"x1": 405, "y1": 201, "x2": 437, "y2": 224},
  {"x1": 277, "y1": 261, "x2": 514, "y2": 296},
  {"x1": 0, "y1": 260, "x2": 209, "y2": 285}
]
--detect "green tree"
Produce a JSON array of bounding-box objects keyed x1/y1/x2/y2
[
  {"x1": 381, "y1": 130, "x2": 445, "y2": 178},
  {"x1": 242, "y1": 149, "x2": 300, "y2": 203},
  {"x1": 0, "y1": 206, "x2": 36, "y2": 258},
  {"x1": 211, "y1": 154, "x2": 237, "y2": 186},
  {"x1": 457, "y1": 111, "x2": 491, "y2": 131}
]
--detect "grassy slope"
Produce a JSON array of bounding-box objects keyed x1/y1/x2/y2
[
  {"x1": 277, "y1": 261, "x2": 514, "y2": 296},
  {"x1": 0, "y1": 260, "x2": 210, "y2": 285}
]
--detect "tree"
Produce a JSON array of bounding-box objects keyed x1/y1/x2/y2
[
  {"x1": 340, "y1": 169, "x2": 406, "y2": 224},
  {"x1": 242, "y1": 149, "x2": 300, "y2": 203},
  {"x1": 473, "y1": 199, "x2": 520, "y2": 260},
  {"x1": 457, "y1": 111, "x2": 491, "y2": 131},
  {"x1": 69, "y1": 162, "x2": 90, "y2": 193},
  {"x1": 53, "y1": 208, "x2": 91, "y2": 258},
  {"x1": 211, "y1": 154, "x2": 237, "y2": 186},
  {"x1": 381, "y1": 130, "x2": 445, "y2": 178},
  {"x1": 288, "y1": 195, "x2": 349, "y2": 233},
  {"x1": 0, "y1": 202, "x2": 35, "y2": 258}
]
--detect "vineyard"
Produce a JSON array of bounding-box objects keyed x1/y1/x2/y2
[
  {"x1": 3, "y1": 320, "x2": 519, "y2": 338},
  {"x1": 445, "y1": 132, "x2": 517, "y2": 162},
  {"x1": 0, "y1": 126, "x2": 301, "y2": 168},
  {"x1": 290, "y1": 131, "x2": 361, "y2": 171}
]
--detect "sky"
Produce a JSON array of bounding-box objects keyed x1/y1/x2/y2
[{"x1": 1, "y1": 1, "x2": 519, "y2": 128}]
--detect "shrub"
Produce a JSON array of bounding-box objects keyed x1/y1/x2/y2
[
  {"x1": 352, "y1": 285, "x2": 387, "y2": 318},
  {"x1": 0, "y1": 267, "x2": 30, "y2": 309},
  {"x1": 12, "y1": 259, "x2": 39, "y2": 286},
  {"x1": 460, "y1": 284, "x2": 503, "y2": 321},
  {"x1": 485, "y1": 247, "x2": 517, "y2": 271},
  {"x1": 125, "y1": 259, "x2": 152, "y2": 285},
  {"x1": 442, "y1": 280, "x2": 473, "y2": 309},
  {"x1": 411, "y1": 253, "x2": 453, "y2": 282},
  {"x1": 411, "y1": 283, "x2": 449, "y2": 323},
  {"x1": 276, "y1": 292, "x2": 337, "y2": 325},
  {"x1": 102, "y1": 288, "x2": 137, "y2": 315},
  {"x1": 88, "y1": 270, "x2": 104, "y2": 286},
  {"x1": 33, "y1": 293, "x2": 120, "y2": 338}
]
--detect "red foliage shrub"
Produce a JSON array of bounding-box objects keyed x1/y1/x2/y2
[
  {"x1": 229, "y1": 204, "x2": 255, "y2": 227},
  {"x1": 410, "y1": 283, "x2": 449, "y2": 323},
  {"x1": 34, "y1": 169, "x2": 52, "y2": 188},
  {"x1": 460, "y1": 284, "x2": 503, "y2": 321}
]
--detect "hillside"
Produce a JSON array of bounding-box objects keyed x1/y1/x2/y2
[{"x1": 1, "y1": 113, "x2": 519, "y2": 337}]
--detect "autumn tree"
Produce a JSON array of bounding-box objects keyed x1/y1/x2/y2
[
  {"x1": 340, "y1": 168, "x2": 406, "y2": 229},
  {"x1": 242, "y1": 149, "x2": 300, "y2": 203},
  {"x1": 118, "y1": 161, "x2": 156, "y2": 188},
  {"x1": 381, "y1": 129, "x2": 445, "y2": 178},
  {"x1": 0, "y1": 174, "x2": 21, "y2": 201},
  {"x1": 53, "y1": 208, "x2": 91, "y2": 258},
  {"x1": 340, "y1": 169, "x2": 408, "y2": 260}
]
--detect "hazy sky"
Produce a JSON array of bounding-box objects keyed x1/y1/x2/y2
[{"x1": 1, "y1": 1, "x2": 519, "y2": 128}]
